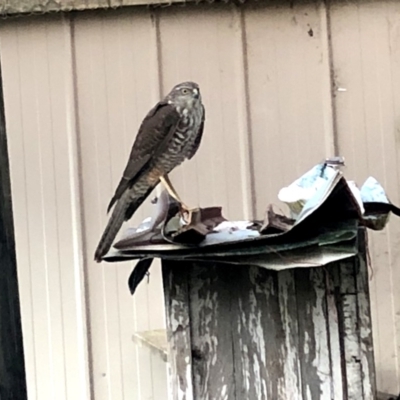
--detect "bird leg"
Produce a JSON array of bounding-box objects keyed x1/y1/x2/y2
[
  {"x1": 159, "y1": 175, "x2": 195, "y2": 222},
  {"x1": 159, "y1": 175, "x2": 186, "y2": 206}
]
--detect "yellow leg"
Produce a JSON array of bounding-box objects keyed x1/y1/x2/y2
[
  {"x1": 160, "y1": 175, "x2": 187, "y2": 207},
  {"x1": 160, "y1": 175, "x2": 195, "y2": 222}
]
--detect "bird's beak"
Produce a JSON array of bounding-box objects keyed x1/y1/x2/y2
[{"x1": 193, "y1": 89, "x2": 199, "y2": 99}]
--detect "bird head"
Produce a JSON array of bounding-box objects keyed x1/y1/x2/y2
[{"x1": 166, "y1": 81, "x2": 202, "y2": 110}]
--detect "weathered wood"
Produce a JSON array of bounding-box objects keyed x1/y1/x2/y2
[
  {"x1": 377, "y1": 391, "x2": 400, "y2": 400},
  {"x1": 0, "y1": 61, "x2": 27, "y2": 399},
  {"x1": 325, "y1": 266, "x2": 344, "y2": 400},
  {"x1": 277, "y1": 269, "x2": 302, "y2": 400},
  {"x1": 355, "y1": 230, "x2": 377, "y2": 399},
  {"x1": 189, "y1": 263, "x2": 236, "y2": 400},
  {"x1": 295, "y1": 268, "x2": 332, "y2": 399},
  {"x1": 325, "y1": 236, "x2": 377, "y2": 400},
  {"x1": 162, "y1": 261, "x2": 194, "y2": 400},
  {"x1": 162, "y1": 229, "x2": 376, "y2": 400},
  {"x1": 339, "y1": 259, "x2": 364, "y2": 399},
  {"x1": 233, "y1": 266, "x2": 283, "y2": 399}
]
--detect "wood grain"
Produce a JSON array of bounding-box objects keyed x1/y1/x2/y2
[
  {"x1": 163, "y1": 230, "x2": 377, "y2": 399},
  {"x1": 163, "y1": 261, "x2": 194, "y2": 400}
]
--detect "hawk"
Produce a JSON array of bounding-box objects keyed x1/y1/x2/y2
[{"x1": 94, "y1": 82, "x2": 205, "y2": 262}]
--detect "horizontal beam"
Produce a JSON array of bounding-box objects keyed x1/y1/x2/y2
[
  {"x1": 377, "y1": 392, "x2": 399, "y2": 400},
  {"x1": 132, "y1": 329, "x2": 168, "y2": 362},
  {"x1": 0, "y1": 0, "x2": 222, "y2": 16}
]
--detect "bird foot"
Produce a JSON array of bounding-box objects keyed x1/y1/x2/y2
[{"x1": 180, "y1": 205, "x2": 198, "y2": 224}]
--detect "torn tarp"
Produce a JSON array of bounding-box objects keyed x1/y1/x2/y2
[
  {"x1": 102, "y1": 159, "x2": 400, "y2": 295},
  {"x1": 278, "y1": 159, "x2": 400, "y2": 230}
]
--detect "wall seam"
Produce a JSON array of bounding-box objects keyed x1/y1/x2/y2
[
  {"x1": 238, "y1": 5, "x2": 256, "y2": 220},
  {"x1": 323, "y1": 0, "x2": 340, "y2": 156},
  {"x1": 64, "y1": 11, "x2": 94, "y2": 400}
]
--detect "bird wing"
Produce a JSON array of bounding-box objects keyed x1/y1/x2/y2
[
  {"x1": 107, "y1": 101, "x2": 180, "y2": 213},
  {"x1": 187, "y1": 104, "x2": 205, "y2": 160}
]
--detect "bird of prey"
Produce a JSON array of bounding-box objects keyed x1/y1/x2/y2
[{"x1": 94, "y1": 81, "x2": 205, "y2": 262}]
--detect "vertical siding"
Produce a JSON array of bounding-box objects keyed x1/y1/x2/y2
[
  {"x1": 73, "y1": 10, "x2": 167, "y2": 400},
  {"x1": 0, "y1": 1, "x2": 399, "y2": 398},
  {"x1": 157, "y1": 4, "x2": 254, "y2": 220},
  {"x1": 244, "y1": 0, "x2": 335, "y2": 216},
  {"x1": 330, "y1": 0, "x2": 400, "y2": 393},
  {"x1": 0, "y1": 15, "x2": 90, "y2": 400}
]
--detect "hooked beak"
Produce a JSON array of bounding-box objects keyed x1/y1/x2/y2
[{"x1": 193, "y1": 88, "x2": 199, "y2": 99}]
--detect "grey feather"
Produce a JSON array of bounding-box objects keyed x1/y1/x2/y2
[{"x1": 94, "y1": 81, "x2": 205, "y2": 262}]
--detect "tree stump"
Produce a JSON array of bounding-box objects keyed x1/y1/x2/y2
[{"x1": 162, "y1": 229, "x2": 377, "y2": 400}]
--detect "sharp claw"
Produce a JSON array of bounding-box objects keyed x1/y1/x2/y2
[
  {"x1": 160, "y1": 175, "x2": 185, "y2": 205},
  {"x1": 180, "y1": 205, "x2": 196, "y2": 224}
]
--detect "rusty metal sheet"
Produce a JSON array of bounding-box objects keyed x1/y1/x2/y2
[
  {"x1": 107, "y1": 164, "x2": 399, "y2": 260},
  {"x1": 107, "y1": 162, "x2": 400, "y2": 298}
]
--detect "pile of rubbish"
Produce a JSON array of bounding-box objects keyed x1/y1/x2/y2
[{"x1": 103, "y1": 157, "x2": 400, "y2": 295}]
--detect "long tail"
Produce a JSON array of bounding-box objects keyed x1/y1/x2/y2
[
  {"x1": 94, "y1": 184, "x2": 157, "y2": 262},
  {"x1": 94, "y1": 196, "x2": 130, "y2": 262}
]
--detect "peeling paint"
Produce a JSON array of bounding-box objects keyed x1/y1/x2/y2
[
  {"x1": 164, "y1": 241, "x2": 376, "y2": 400},
  {"x1": 311, "y1": 271, "x2": 331, "y2": 399}
]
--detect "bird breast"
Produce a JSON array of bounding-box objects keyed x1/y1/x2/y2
[
  {"x1": 175, "y1": 105, "x2": 203, "y2": 149},
  {"x1": 154, "y1": 103, "x2": 203, "y2": 174}
]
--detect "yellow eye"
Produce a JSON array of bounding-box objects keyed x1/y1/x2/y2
[{"x1": 181, "y1": 88, "x2": 189, "y2": 95}]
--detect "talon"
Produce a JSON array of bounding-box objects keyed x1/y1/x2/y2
[
  {"x1": 160, "y1": 175, "x2": 184, "y2": 204},
  {"x1": 180, "y1": 205, "x2": 197, "y2": 224}
]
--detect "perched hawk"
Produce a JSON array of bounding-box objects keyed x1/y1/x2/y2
[{"x1": 94, "y1": 82, "x2": 205, "y2": 262}]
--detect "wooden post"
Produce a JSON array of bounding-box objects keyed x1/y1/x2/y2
[
  {"x1": 0, "y1": 64, "x2": 27, "y2": 398},
  {"x1": 162, "y1": 229, "x2": 376, "y2": 400}
]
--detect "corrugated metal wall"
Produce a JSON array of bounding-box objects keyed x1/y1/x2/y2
[{"x1": 0, "y1": 0, "x2": 399, "y2": 398}]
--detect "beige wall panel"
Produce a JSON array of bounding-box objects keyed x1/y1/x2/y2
[
  {"x1": 0, "y1": 15, "x2": 90, "y2": 400},
  {"x1": 330, "y1": 0, "x2": 400, "y2": 394},
  {"x1": 73, "y1": 10, "x2": 167, "y2": 400},
  {"x1": 157, "y1": 4, "x2": 254, "y2": 220},
  {"x1": 244, "y1": 0, "x2": 335, "y2": 216},
  {"x1": 1, "y1": 2, "x2": 399, "y2": 398}
]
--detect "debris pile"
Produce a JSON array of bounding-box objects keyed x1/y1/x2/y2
[{"x1": 103, "y1": 158, "x2": 400, "y2": 295}]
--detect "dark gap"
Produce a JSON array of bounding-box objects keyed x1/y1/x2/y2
[
  {"x1": 294, "y1": 269, "x2": 307, "y2": 399},
  {"x1": 337, "y1": 264, "x2": 349, "y2": 399},
  {"x1": 229, "y1": 268, "x2": 238, "y2": 400},
  {"x1": 324, "y1": 268, "x2": 335, "y2": 400},
  {"x1": 186, "y1": 263, "x2": 196, "y2": 394},
  {"x1": 353, "y1": 234, "x2": 366, "y2": 399},
  {"x1": 0, "y1": 41, "x2": 27, "y2": 399}
]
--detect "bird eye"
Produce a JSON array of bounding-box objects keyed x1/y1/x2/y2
[{"x1": 181, "y1": 88, "x2": 189, "y2": 95}]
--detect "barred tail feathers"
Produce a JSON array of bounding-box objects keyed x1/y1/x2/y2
[
  {"x1": 94, "y1": 183, "x2": 157, "y2": 262},
  {"x1": 94, "y1": 197, "x2": 130, "y2": 262}
]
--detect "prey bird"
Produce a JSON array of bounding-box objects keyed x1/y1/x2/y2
[{"x1": 94, "y1": 82, "x2": 205, "y2": 262}]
